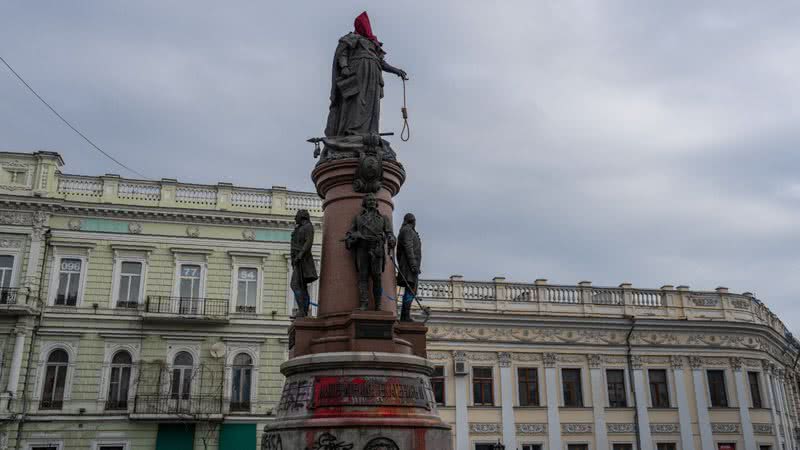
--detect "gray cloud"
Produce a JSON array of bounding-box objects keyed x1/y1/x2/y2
[{"x1": 2, "y1": 1, "x2": 799, "y2": 331}]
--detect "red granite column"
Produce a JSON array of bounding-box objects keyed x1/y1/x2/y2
[{"x1": 311, "y1": 159, "x2": 405, "y2": 317}]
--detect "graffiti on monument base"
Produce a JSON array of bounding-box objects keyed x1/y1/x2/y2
[
  {"x1": 310, "y1": 375, "x2": 430, "y2": 409},
  {"x1": 261, "y1": 433, "x2": 283, "y2": 450},
  {"x1": 307, "y1": 433, "x2": 354, "y2": 450},
  {"x1": 364, "y1": 437, "x2": 400, "y2": 450}
]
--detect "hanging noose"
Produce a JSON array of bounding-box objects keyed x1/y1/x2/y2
[{"x1": 400, "y1": 78, "x2": 411, "y2": 142}]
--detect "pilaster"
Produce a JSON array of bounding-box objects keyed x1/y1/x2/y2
[
  {"x1": 454, "y1": 351, "x2": 469, "y2": 450},
  {"x1": 498, "y1": 352, "x2": 517, "y2": 450},
  {"x1": 544, "y1": 353, "x2": 562, "y2": 450},
  {"x1": 690, "y1": 357, "x2": 715, "y2": 450},
  {"x1": 631, "y1": 355, "x2": 653, "y2": 450},
  {"x1": 589, "y1": 355, "x2": 608, "y2": 450},
  {"x1": 671, "y1": 356, "x2": 695, "y2": 450},
  {"x1": 732, "y1": 358, "x2": 756, "y2": 450}
]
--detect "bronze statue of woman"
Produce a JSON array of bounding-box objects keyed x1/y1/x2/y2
[{"x1": 324, "y1": 12, "x2": 408, "y2": 140}]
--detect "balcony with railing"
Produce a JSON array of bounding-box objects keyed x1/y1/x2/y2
[
  {"x1": 132, "y1": 395, "x2": 223, "y2": 418},
  {"x1": 143, "y1": 296, "x2": 229, "y2": 323},
  {"x1": 55, "y1": 173, "x2": 322, "y2": 216},
  {"x1": 0, "y1": 288, "x2": 36, "y2": 314},
  {"x1": 416, "y1": 276, "x2": 789, "y2": 336}
]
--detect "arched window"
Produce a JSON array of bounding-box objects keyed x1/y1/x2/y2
[
  {"x1": 170, "y1": 351, "x2": 193, "y2": 400},
  {"x1": 106, "y1": 351, "x2": 133, "y2": 410},
  {"x1": 230, "y1": 353, "x2": 253, "y2": 411},
  {"x1": 41, "y1": 349, "x2": 68, "y2": 409}
]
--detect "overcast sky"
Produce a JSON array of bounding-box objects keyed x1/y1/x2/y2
[{"x1": 2, "y1": 1, "x2": 799, "y2": 332}]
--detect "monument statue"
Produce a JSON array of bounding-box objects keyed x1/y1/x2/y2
[
  {"x1": 319, "y1": 11, "x2": 408, "y2": 162},
  {"x1": 344, "y1": 193, "x2": 396, "y2": 310},
  {"x1": 290, "y1": 209, "x2": 317, "y2": 317},
  {"x1": 396, "y1": 213, "x2": 421, "y2": 322}
]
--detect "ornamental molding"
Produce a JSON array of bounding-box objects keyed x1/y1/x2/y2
[
  {"x1": 691, "y1": 294, "x2": 719, "y2": 306},
  {"x1": 630, "y1": 356, "x2": 643, "y2": 369},
  {"x1": 711, "y1": 423, "x2": 740, "y2": 434},
  {"x1": 512, "y1": 353, "x2": 541, "y2": 362},
  {"x1": 470, "y1": 423, "x2": 500, "y2": 434},
  {"x1": 730, "y1": 357, "x2": 743, "y2": 370},
  {"x1": 644, "y1": 356, "x2": 670, "y2": 365},
  {"x1": 730, "y1": 299, "x2": 751, "y2": 310},
  {"x1": 689, "y1": 357, "x2": 704, "y2": 369},
  {"x1": 516, "y1": 423, "x2": 547, "y2": 434},
  {"x1": 32, "y1": 211, "x2": 49, "y2": 229},
  {"x1": 588, "y1": 354, "x2": 603, "y2": 368},
  {"x1": 467, "y1": 352, "x2": 497, "y2": 362},
  {"x1": 67, "y1": 218, "x2": 82, "y2": 230},
  {"x1": 562, "y1": 423, "x2": 593, "y2": 434},
  {"x1": 128, "y1": 222, "x2": 142, "y2": 234},
  {"x1": 542, "y1": 353, "x2": 558, "y2": 367},
  {"x1": 427, "y1": 351, "x2": 450, "y2": 361},
  {"x1": 0, "y1": 239, "x2": 22, "y2": 249},
  {"x1": 650, "y1": 423, "x2": 680, "y2": 434},
  {"x1": 559, "y1": 354, "x2": 585, "y2": 364},
  {"x1": 670, "y1": 356, "x2": 684, "y2": 368},
  {"x1": 604, "y1": 356, "x2": 628, "y2": 365},
  {"x1": 426, "y1": 327, "x2": 784, "y2": 361},
  {"x1": 607, "y1": 423, "x2": 636, "y2": 434},
  {"x1": 0, "y1": 211, "x2": 32, "y2": 226},
  {"x1": 498, "y1": 352, "x2": 511, "y2": 367},
  {"x1": 185, "y1": 225, "x2": 200, "y2": 238},
  {"x1": 452, "y1": 351, "x2": 467, "y2": 362},
  {"x1": 242, "y1": 229, "x2": 256, "y2": 241},
  {"x1": 752, "y1": 423, "x2": 774, "y2": 434}
]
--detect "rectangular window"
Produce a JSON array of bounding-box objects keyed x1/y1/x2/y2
[
  {"x1": 117, "y1": 261, "x2": 142, "y2": 307},
  {"x1": 0, "y1": 255, "x2": 14, "y2": 288},
  {"x1": 522, "y1": 445, "x2": 542, "y2": 450},
  {"x1": 518, "y1": 367, "x2": 539, "y2": 406},
  {"x1": 31, "y1": 447, "x2": 59, "y2": 450},
  {"x1": 98, "y1": 446, "x2": 125, "y2": 450},
  {"x1": 55, "y1": 258, "x2": 81, "y2": 305},
  {"x1": 649, "y1": 369, "x2": 670, "y2": 408},
  {"x1": 179, "y1": 264, "x2": 201, "y2": 298},
  {"x1": 567, "y1": 445, "x2": 589, "y2": 450},
  {"x1": 562, "y1": 368, "x2": 583, "y2": 407},
  {"x1": 657, "y1": 444, "x2": 677, "y2": 450},
  {"x1": 759, "y1": 446, "x2": 772, "y2": 450},
  {"x1": 718, "y1": 444, "x2": 736, "y2": 450},
  {"x1": 748, "y1": 371, "x2": 763, "y2": 408},
  {"x1": 474, "y1": 445, "x2": 494, "y2": 450},
  {"x1": 236, "y1": 267, "x2": 258, "y2": 312},
  {"x1": 472, "y1": 367, "x2": 493, "y2": 406},
  {"x1": 708, "y1": 370, "x2": 729, "y2": 407},
  {"x1": 431, "y1": 366, "x2": 445, "y2": 405},
  {"x1": 613, "y1": 444, "x2": 633, "y2": 450},
  {"x1": 607, "y1": 369, "x2": 627, "y2": 407}
]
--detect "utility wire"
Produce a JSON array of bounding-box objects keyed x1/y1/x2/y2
[{"x1": 0, "y1": 55, "x2": 150, "y2": 179}]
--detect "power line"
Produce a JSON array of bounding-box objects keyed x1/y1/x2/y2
[{"x1": 0, "y1": 55, "x2": 150, "y2": 179}]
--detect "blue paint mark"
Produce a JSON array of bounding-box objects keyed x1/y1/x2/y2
[
  {"x1": 254, "y1": 229, "x2": 291, "y2": 242},
  {"x1": 80, "y1": 218, "x2": 130, "y2": 233}
]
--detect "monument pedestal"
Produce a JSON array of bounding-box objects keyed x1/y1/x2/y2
[{"x1": 265, "y1": 157, "x2": 452, "y2": 449}]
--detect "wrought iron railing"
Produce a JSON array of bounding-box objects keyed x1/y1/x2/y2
[
  {"x1": 229, "y1": 401, "x2": 251, "y2": 412},
  {"x1": 144, "y1": 296, "x2": 229, "y2": 318},
  {"x1": 115, "y1": 300, "x2": 140, "y2": 309},
  {"x1": 133, "y1": 394, "x2": 222, "y2": 415},
  {"x1": 39, "y1": 399, "x2": 63, "y2": 410},
  {"x1": 0, "y1": 288, "x2": 20, "y2": 305},
  {"x1": 105, "y1": 399, "x2": 128, "y2": 410}
]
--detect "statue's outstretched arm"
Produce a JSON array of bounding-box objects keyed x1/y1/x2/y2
[{"x1": 381, "y1": 60, "x2": 408, "y2": 80}]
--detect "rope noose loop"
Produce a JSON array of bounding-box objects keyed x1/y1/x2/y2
[{"x1": 401, "y1": 78, "x2": 411, "y2": 142}]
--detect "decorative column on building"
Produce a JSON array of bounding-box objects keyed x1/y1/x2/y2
[
  {"x1": 690, "y1": 356, "x2": 715, "y2": 450},
  {"x1": 589, "y1": 354, "x2": 609, "y2": 450},
  {"x1": 775, "y1": 367, "x2": 797, "y2": 450},
  {"x1": 454, "y1": 350, "x2": 470, "y2": 450},
  {"x1": 732, "y1": 357, "x2": 757, "y2": 450},
  {"x1": 670, "y1": 356, "x2": 695, "y2": 450},
  {"x1": 763, "y1": 361, "x2": 785, "y2": 449},
  {"x1": 543, "y1": 353, "x2": 562, "y2": 450},
  {"x1": 498, "y1": 351, "x2": 518, "y2": 450},
  {"x1": 630, "y1": 355, "x2": 653, "y2": 450},
  {"x1": 23, "y1": 211, "x2": 49, "y2": 299},
  {"x1": 0, "y1": 328, "x2": 26, "y2": 411}
]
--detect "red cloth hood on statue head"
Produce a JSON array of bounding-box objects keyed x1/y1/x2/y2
[{"x1": 354, "y1": 11, "x2": 378, "y2": 42}]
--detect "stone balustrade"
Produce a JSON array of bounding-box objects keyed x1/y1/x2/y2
[
  {"x1": 54, "y1": 174, "x2": 322, "y2": 215},
  {"x1": 418, "y1": 276, "x2": 790, "y2": 337}
]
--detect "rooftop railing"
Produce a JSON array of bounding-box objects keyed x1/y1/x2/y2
[
  {"x1": 55, "y1": 173, "x2": 322, "y2": 216},
  {"x1": 417, "y1": 277, "x2": 788, "y2": 336}
]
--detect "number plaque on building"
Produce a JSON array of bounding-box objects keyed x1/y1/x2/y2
[{"x1": 310, "y1": 376, "x2": 430, "y2": 409}]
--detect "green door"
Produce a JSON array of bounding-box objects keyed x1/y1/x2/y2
[
  {"x1": 156, "y1": 424, "x2": 195, "y2": 450},
  {"x1": 219, "y1": 423, "x2": 256, "y2": 450}
]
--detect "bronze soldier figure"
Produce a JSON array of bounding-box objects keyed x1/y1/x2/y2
[
  {"x1": 396, "y1": 213, "x2": 421, "y2": 322},
  {"x1": 290, "y1": 210, "x2": 318, "y2": 317},
  {"x1": 345, "y1": 193, "x2": 396, "y2": 310}
]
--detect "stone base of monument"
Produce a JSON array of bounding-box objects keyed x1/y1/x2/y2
[{"x1": 263, "y1": 352, "x2": 452, "y2": 450}]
